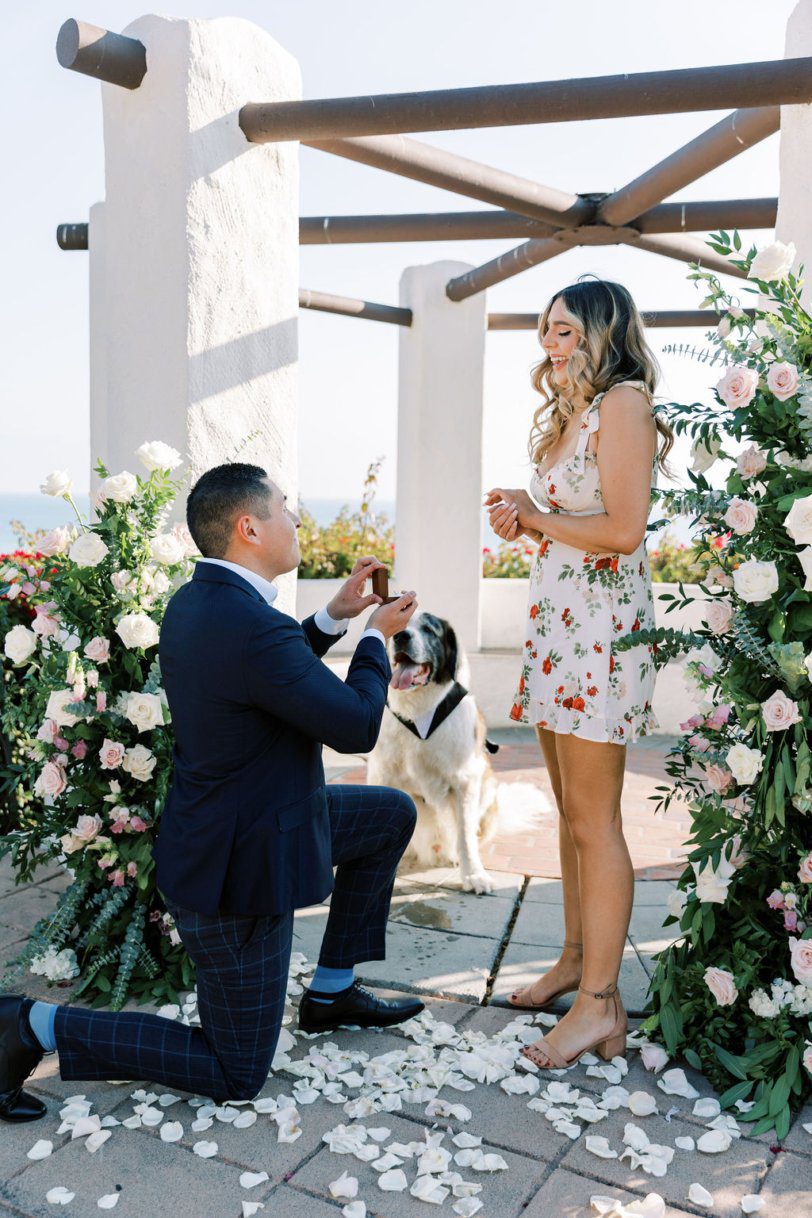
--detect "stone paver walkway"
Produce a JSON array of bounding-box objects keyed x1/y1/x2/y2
[{"x1": 0, "y1": 732, "x2": 808, "y2": 1216}]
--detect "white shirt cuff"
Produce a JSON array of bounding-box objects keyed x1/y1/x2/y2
[
  {"x1": 314, "y1": 605, "x2": 349, "y2": 636},
  {"x1": 360, "y1": 628, "x2": 386, "y2": 648}
]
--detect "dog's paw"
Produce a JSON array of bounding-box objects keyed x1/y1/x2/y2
[{"x1": 461, "y1": 869, "x2": 495, "y2": 895}]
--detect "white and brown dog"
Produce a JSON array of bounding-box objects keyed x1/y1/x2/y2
[{"x1": 366, "y1": 612, "x2": 502, "y2": 894}]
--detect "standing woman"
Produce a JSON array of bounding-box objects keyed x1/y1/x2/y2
[{"x1": 485, "y1": 278, "x2": 672, "y2": 1070}]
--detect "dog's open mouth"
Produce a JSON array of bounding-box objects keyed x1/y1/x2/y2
[{"x1": 390, "y1": 652, "x2": 431, "y2": 691}]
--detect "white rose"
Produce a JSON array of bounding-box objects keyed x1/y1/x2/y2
[
  {"x1": 137, "y1": 441, "x2": 183, "y2": 473},
  {"x1": 150, "y1": 533, "x2": 185, "y2": 566},
  {"x1": 666, "y1": 888, "x2": 688, "y2": 919},
  {"x1": 45, "y1": 688, "x2": 83, "y2": 728},
  {"x1": 98, "y1": 470, "x2": 138, "y2": 504},
  {"x1": 761, "y1": 690, "x2": 802, "y2": 732},
  {"x1": 804, "y1": 1041, "x2": 812, "y2": 1076},
  {"x1": 3, "y1": 625, "x2": 37, "y2": 665},
  {"x1": 725, "y1": 742, "x2": 764, "y2": 785},
  {"x1": 40, "y1": 470, "x2": 73, "y2": 497},
  {"x1": 144, "y1": 567, "x2": 171, "y2": 596},
  {"x1": 115, "y1": 613, "x2": 160, "y2": 650},
  {"x1": 123, "y1": 691, "x2": 165, "y2": 733},
  {"x1": 690, "y1": 437, "x2": 721, "y2": 474},
  {"x1": 69, "y1": 532, "x2": 109, "y2": 569},
  {"x1": 39, "y1": 525, "x2": 75, "y2": 556},
  {"x1": 748, "y1": 989, "x2": 780, "y2": 1020},
  {"x1": 122, "y1": 743, "x2": 156, "y2": 782},
  {"x1": 784, "y1": 494, "x2": 812, "y2": 545},
  {"x1": 736, "y1": 445, "x2": 767, "y2": 480},
  {"x1": 748, "y1": 240, "x2": 796, "y2": 283},
  {"x1": 732, "y1": 559, "x2": 779, "y2": 604},
  {"x1": 692, "y1": 854, "x2": 736, "y2": 904},
  {"x1": 806, "y1": 651, "x2": 812, "y2": 684},
  {"x1": 171, "y1": 522, "x2": 198, "y2": 557},
  {"x1": 797, "y1": 548, "x2": 812, "y2": 593},
  {"x1": 704, "y1": 967, "x2": 738, "y2": 1007}
]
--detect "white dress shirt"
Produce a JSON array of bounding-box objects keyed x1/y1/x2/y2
[{"x1": 199, "y1": 559, "x2": 386, "y2": 647}]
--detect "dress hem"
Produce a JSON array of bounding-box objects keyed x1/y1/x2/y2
[{"x1": 509, "y1": 700, "x2": 658, "y2": 746}]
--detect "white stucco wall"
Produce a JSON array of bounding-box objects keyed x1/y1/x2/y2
[
  {"x1": 91, "y1": 16, "x2": 301, "y2": 609},
  {"x1": 396, "y1": 264, "x2": 487, "y2": 651},
  {"x1": 776, "y1": 0, "x2": 812, "y2": 303}
]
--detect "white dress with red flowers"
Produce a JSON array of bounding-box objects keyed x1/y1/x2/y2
[{"x1": 510, "y1": 380, "x2": 658, "y2": 744}]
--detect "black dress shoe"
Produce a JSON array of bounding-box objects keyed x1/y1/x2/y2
[
  {"x1": 298, "y1": 981, "x2": 424, "y2": 1034},
  {"x1": 0, "y1": 996, "x2": 45, "y2": 1123}
]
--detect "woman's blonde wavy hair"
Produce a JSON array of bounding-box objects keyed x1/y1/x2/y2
[{"x1": 528, "y1": 277, "x2": 673, "y2": 472}]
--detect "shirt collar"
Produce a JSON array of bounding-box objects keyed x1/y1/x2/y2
[{"x1": 198, "y1": 558, "x2": 278, "y2": 606}]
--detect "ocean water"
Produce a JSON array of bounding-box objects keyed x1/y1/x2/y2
[{"x1": 0, "y1": 492, "x2": 689, "y2": 557}]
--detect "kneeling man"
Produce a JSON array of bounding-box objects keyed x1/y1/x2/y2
[{"x1": 1, "y1": 462, "x2": 421, "y2": 1120}]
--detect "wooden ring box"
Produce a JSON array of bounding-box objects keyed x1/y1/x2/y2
[{"x1": 372, "y1": 567, "x2": 399, "y2": 604}]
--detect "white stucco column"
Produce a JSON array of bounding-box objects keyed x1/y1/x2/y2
[
  {"x1": 396, "y1": 263, "x2": 487, "y2": 652},
  {"x1": 91, "y1": 16, "x2": 301, "y2": 607},
  {"x1": 776, "y1": 0, "x2": 812, "y2": 304}
]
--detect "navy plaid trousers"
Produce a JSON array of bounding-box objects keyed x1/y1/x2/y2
[{"x1": 53, "y1": 784, "x2": 416, "y2": 1102}]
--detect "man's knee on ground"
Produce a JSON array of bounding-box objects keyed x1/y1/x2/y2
[
  {"x1": 221, "y1": 1064, "x2": 269, "y2": 1103},
  {"x1": 393, "y1": 790, "x2": 418, "y2": 838}
]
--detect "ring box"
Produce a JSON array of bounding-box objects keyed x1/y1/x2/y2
[{"x1": 372, "y1": 567, "x2": 399, "y2": 604}]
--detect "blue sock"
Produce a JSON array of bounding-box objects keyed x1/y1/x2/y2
[
  {"x1": 308, "y1": 965, "x2": 354, "y2": 1004},
  {"x1": 28, "y1": 1001, "x2": 58, "y2": 1053}
]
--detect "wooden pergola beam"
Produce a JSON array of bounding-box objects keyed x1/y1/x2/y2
[
  {"x1": 487, "y1": 308, "x2": 757, "y2": 330},
  {"x1": 240, "y1": 58, "x2": 812, "y2": 141}
]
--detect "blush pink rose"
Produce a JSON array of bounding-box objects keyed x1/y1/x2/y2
[
  {"x1": 789, "y1": 936, "x2": 812, "y2": 987},
  {"x1": 34, "y1": 761, "x2": 67, "y2": 799},
  {"x1": 798, "y1": 853, "x2": 812, "y2": 884},
  {"x1": 35, "y1": 718, "x2": 59, "y2": 744},
  {"x1": 96, "y1": 691, "x2": 107, "y2": 714},
  {"x1": 84, "y1": 636, "x2": 110, "y2": 664},
  {"x1": 688, "y1": 735, "x2": 711, "y2": 753},
  {"x1": 736, "y1": 445, "x2": 767, "y2": 480},
  {"x1": 73, "y1": 814, "x2": 102, "y2": 843},
  {"x1": 705, "y1": 764, "x2": 734, "y2": 794},
  {"x1": 70, "y1": 740, "x2": 88, "y2": 760},
  {"x1": 126, "y1": 861, "x2": 138, "y2": 878},
  {"x1": 704, "y1": 599, "x2": 734, "y2": 635},
  {"x1": 766, "y1": 889, "x2": 785, "y2": 910},
  {"x1": 129, "y1": 816, "x2": 148, "y2": 833},
  {"x1": 109, "y1": 808, "x2": 131, "y2": 834},
  {"x1": 767, "y1": 361, "x2": 799, "y2": 401},
  {"x1": 109, "y1": 869, "x2": 126, "y2": 888},
  {"x1": 716, "y1": 365, "x2": 759, "y2": 410},
  {"x1": 680, "y1": 714, "x2": 703, "y2": 732},
  {"x1": 31, "y1": 609, "x2": 60, "y2": 639},
  {"x1": 723, "y1": 497, "x2": 758, "y2": 536},
  {"x1": 53, "y1": 736, "x2": 69, "y2": 752},
  {"x1": 99, "y1": 738, "x2": 125, "y2": 770},
  {"x1": 704, "y1": 966, "x2": 738, "y2": 1006},
  {"x1": 761, "y1": 689, "x2": 802, "y2": 732}
]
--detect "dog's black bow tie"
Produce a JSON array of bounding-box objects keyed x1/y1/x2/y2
[{"x1": 386, "y1": 681, "x2": 499, "y2": 753}]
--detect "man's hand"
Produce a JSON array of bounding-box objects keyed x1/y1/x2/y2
[
  {"x1": 367, "y1": 591, "x2": 418, "y2": 640},
  {"x1": 325, "y1": 556, "x2": 385, "y2": 622}
]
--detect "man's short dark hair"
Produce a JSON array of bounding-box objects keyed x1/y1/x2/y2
[{"x1": 186, "y1": 463, "x2": 274, "y2": 558}]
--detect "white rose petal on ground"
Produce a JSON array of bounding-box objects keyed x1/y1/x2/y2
[
  {"x1": 160, "y1": 1122, "x2": 184, "y2": 1143},
  {"x1": 697, "y1": 1130, "x2": 732, "y2": 1153},
  {"x1": 675, "y1": 1136, "x2": 696, "y2": 1151},
  {"x1": 121, "y1": 1115, "x2": 142, "y2": 1129},
  {"x1": 97, "y1": 1196, "x2": 120, "y2": 1210},
  {"x1": 138, "y1": 1106, "x2": 164, "y2": 1127},
  {"x1": 471, "y1": 1151, "x2": 509, "y2": 1171},
  {"x1": 27, "y1": 1140, "x2": 53, "y2": 1160},
  {"x1": 586, "y1": 1135, "x2": 618, "y2": 1159},
  {"x1": 378, "y1": 1168, "x2": 408, "y2": 1191},
  {"x1": 656, "y1": 1068, "x2": 700, "y2": 1099},
  {"x1": 239, "y1": 1172, "x2": 269, "y2": 1190},
  {"x1": 233, "y1": 1110, "x2": 258, "y2": 1128},
  {"x1": 342, "y1": 1203, "x2": 366, "y2": 1218},
  {"x1": 192, "y1": 1140, "x2": 218, "y2": 1158},
  {"x1": 693, "y1": 1097, "x2": 721, "y2": 1119},
  {"x1": 366, "y1": 1127, "x2": 391, "y2": 1142},
  {"x1": 452, "y1": 1132, "x2": 482, "y2": 1148},
  {"x1": 452, "y1": 1199, "x2": 484, "y2": 1218},
  {"x1": 157, "y1": 1093, "x2": 182, "y2": 1107},
  {"x1": 46, "y1": 1188, "x2": 76, "y2": 1205},
  {"x1": 191, "y1": 1117, "x2": 213, "y2": 1132},
  {"x1": 740, "y1": 1197, "x2": 764, "y2": 1214},
  {"x1": 86, "y1": 1130, "x2": 112, "y2": 1153},
  {"x1": 372, "y1": 1152, "x2": 405, "y2": 1173},
  {"x1": 242, "y1": 1204, "x2": 265, "y2": 1218},
  {"x1": 329, "y1": 1172, "x2": 358, "y2": 1200},
  {"x1": 688, "y1": 1183, "x2": 714, "y2": 1207},
  {"x1": 628, "y1": 1091, "x2": 658, "y2": 1117},
  {"x1": 71, "y1": 1115, "x2": 102, "y2": 1139}
]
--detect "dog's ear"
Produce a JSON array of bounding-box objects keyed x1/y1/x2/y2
[{"x1": 439, "y1": 620, "x2": 459, "y2": 684}]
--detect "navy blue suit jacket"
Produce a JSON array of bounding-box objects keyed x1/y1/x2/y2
[{"x1": 152, "y1": 563, "x2": 391, "y2": 916}]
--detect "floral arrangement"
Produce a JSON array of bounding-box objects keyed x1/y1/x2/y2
[
  {"x1": 0, "y1": 442, "x2": 198, "y2": 1007},
  {"x1": 619, "y1": 235, "x2": 812, "y2": 1138},
  {"x1": 298, "y1": 458, "x2": 395, "y2": 579}
]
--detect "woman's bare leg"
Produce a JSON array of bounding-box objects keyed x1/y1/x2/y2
[
  {"x1": 509, "y1": 728, "x2": 582, "y2": 1006},
  {"x1": 523, "y1": 735, "x2": 632, "y2": 1061}
]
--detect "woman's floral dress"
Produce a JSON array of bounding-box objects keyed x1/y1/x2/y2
[{"x1": 510, "y1": 380, "x2": 657, "y2": 744}]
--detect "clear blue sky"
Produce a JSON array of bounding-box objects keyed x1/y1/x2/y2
[{"x1": 2, "y1": 1, "x2": 794, "y2": 500}]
